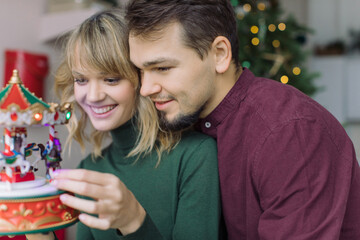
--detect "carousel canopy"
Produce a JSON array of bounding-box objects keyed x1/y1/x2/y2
[{"x1": 0, "y1": 69, "x2": 72, "y2": 126}]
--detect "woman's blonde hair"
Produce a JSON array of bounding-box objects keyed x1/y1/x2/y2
[{"x1": 55, "y1": 8, "x2": 180, "y2": 162}]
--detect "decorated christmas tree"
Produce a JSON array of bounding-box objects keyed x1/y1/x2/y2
[{"x1": 231, "y1": 0, "x2": 319, "y2": 96}]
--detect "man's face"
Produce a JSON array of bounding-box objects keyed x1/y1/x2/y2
[{"x1": 129, "y1": 22, "x2": 216, "y2": 131}]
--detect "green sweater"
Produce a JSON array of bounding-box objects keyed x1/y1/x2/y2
[{"x1": 76, "y1": 120, "x2": 220, "y2": 239}]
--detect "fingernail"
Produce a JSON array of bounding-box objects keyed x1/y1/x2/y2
[
  {"x1": 50, "y1": 180, "x2": 58, "y2": 186},
  {"x1": 60, "y1": 194, "x2": 67, "y2": 202},
  {"x1": 52, "y1": 170, "x2": 59, "y2": 178}
]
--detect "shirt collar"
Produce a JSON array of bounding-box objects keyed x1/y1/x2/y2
[{"x1": 196, "y1": 68, "x2": 255, "y2": 130}]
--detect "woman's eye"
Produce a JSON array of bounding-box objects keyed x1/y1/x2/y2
[
  {"x1": 74, "y1": 78, "x2": 87, "y2": 85},
  {"x1": 105, "y1": 78, "x2": 121, "y2": 84}
]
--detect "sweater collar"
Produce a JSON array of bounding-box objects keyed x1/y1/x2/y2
[{"x1": 110, "y1": 118, "x2": 139, "y2": 154}]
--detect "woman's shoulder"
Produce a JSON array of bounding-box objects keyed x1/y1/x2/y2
[
  {"x1": 167, "y1": 130, "x2": 218, "y2": 177},
  {"x1": 167, "y1": 130, "x2": 217, "y2": 160},
  {"x1": 179, "y1": 130, "x2": 217, "y2": 146}
]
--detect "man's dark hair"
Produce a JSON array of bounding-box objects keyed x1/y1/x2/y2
[{"x1": 126, "y1": 0, "x2": 240, "y2": 71}]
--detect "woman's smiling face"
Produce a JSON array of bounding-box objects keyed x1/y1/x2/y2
[{"x1": 73, "y1": 61, "x2": 136, "y2": 132}]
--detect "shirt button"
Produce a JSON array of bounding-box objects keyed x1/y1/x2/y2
[{"x1": 205, "y1": 122, "x2": 211, "y2": 128}]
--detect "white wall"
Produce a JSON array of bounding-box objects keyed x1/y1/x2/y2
[
  {"x1": 279, "y1": 0, "x2": 308, "y2": 26},
  {"x1": 308, "y1": 0, "x2": 360, "y2": 46}
]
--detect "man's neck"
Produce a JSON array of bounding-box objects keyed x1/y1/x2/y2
[{"x1": 200, "y1": 64, "x2": 242, "y2": 118}]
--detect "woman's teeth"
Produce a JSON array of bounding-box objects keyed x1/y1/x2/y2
[{"x1": 91, "y1": 105, "x2": 116, "y2": 114}]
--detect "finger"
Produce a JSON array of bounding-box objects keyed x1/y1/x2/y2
[
  {"x1": 60, "y1": 193, "x2": 121, "y2": 216},
  {"x1": 53, "y1": 169, "x2": 117, "y2": 185},
  {"x1": 79, "y1": 213, "x2": 111, "y2": 230},
  {"x1": 52, "y1": 179, "x2": 108, "y2": 199},
  {"x1": 60, "y1": 193, "x2": 100, "y2": 214},
  {"x1": 25, "y1": 232, "x2": 54, "y2": 240}
]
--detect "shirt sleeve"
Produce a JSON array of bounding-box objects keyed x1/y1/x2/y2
[
  {"x1": 172, "y1": 137, "x2": 221, "y2": 240},
  {"x1": 116, "y1": 213, "x2": 164, "y2": 240},
  {"x1": 76, "y1": 221, "x2": 95, "y2": 240},
  {"x1": 254, "y1": 119, "x2": 355, "y2": 239}
]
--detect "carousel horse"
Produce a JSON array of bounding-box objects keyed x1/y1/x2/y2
[
  {"x1": 0, "y1": 143, "x2": 38, "y2": 189},
  {"x1": 0, "y1": 134, "x2": 32, "y2": 179},
  {"x1": 0, "y1": 150, "x2": 30, "y2": 178},
  {"x1": 37, "y1": 140, "x2": 62, "y2": 179}
]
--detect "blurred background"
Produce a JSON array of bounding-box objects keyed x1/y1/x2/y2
[{"x1": 0, "y1": 0, "x2": 359, "y2": 239}]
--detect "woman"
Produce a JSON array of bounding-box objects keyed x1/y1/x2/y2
[{"x1": 27, "y1": 8, "x2": 220, "y2": 240}]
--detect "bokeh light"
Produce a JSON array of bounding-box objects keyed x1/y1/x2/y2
[
  {"x1": 268, "y1": 24, "x2": 276, "y2": 32},
  {"x1": 272, "y1": 40, "x2": 280, "y2": 48},
  {"x1": 251, "y1": 26, "x2": 259, "y2": 34},
  {"x1": 278, "y1": 23, "x2": 286, "y2": 31},
  {"x1": 251, "y1": 37, "x2": 260, "y2": 46},
  {"x1": 280, "y1": 75, "x2": 289, "y2": 84}
]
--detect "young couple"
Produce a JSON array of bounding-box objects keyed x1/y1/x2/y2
[{"x1": 28, "y1": 1, "x2": 360, "y2": 239}]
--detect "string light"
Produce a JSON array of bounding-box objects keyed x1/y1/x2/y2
[
  {"x1": 66, "y1": 112, "x2": 72, "y2": 120},
  {"x1": 280, "y1": 75, "x2": 289, "y2": 84},
  {"x1": 34, "y1": 113, "x2": 43, "y2": 121},
  {"x1": 257, "y1": 3, "x2": 266, "y2": 11},
  {"x1": 278, "y1": 23, "x2": 286, "y2": 31},
  {"x1": 268, "y1": 24, "x2": 276, "y2": 32},
  {"x1": 272, "y1": 40, "x2": 280, "y2": 48},
  {"x1": 251, "y1": 26, "x2": 259, "y2": 34},
  {"x1": 293, "y1": 67, "x2": 301, "y2": 75},
  {"x1": 243, "y1": 3, "x2": 251, "y2": 12},
  {"x1": 237, "y1": 13, "x2": 244, "y2": 20},
  {"x1": 242, "y1": 61, "x2": 251, "y2": 68},
  {"x1": 251, "y1": 37, "x2": 260, "y2": 46}
]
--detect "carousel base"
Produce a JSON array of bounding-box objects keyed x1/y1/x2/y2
[{"x1": 0, "y1": 177, "x2": 79, "y2": 236}]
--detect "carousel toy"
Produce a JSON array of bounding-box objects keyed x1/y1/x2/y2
[{"x1": 0, "y1": 69, "x2": 79, "y2": 236}]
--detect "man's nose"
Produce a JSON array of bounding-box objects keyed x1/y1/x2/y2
[{"x1": 140, "y1": 73, "x2": 162, "y2": 97}]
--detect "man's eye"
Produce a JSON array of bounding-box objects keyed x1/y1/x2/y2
[{"x1": 156, "y1": 67, "x2": 170, "y2": 72}]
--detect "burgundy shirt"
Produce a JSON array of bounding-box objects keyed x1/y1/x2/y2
[{"x1": 196, "y1": 69, "x2": 360, "y2": 240}]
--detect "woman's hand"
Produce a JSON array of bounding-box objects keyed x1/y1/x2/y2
[
  {"x1": 25, "y1": 232, "x2": 55, "y2": 240},
  {"x1": 51, "y1": 169, "x2": 146, "y2": 235}
]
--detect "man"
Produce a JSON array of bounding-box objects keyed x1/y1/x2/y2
[{"x1": 126, "y1": 0, "x2": 360, "y2": 239}]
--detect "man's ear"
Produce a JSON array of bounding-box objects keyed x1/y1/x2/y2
[{"x1": 212, "y1": 36, "x2": 232, "y2": 74}]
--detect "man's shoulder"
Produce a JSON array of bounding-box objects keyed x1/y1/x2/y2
[{"x1": 243, "y1": 77, "x2": 326, "y2": 126}]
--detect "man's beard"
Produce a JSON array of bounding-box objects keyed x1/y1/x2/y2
[{"x1": 158, "y1": 106, "x2": 204, "y2": 132}]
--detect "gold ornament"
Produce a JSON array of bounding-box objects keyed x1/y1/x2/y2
[{"x1": 262, "y1": 49, "x2": 292, "y2": 77}]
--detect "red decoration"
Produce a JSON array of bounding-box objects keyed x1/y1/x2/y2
[
  {"x1": 3, "y1": 50, "x2": 48, "y2": 99},
  {"x1": 0, "y1": 195, "x2": 78, "y2": 231},
  {"x1": 11, "y1": 112, "x2": 18, "y2": 121},
  {"x1": 0, "y1": 229, "x2": 65, "y2": 240},
  {"x1": 54, "y1": 112, "x2": 59, "y2": 121},
  {"x1": 0, "y1": 84, "x2": 29, "y2": 110},
  {"x1": 0, "y1": 171, "x2": 35, "y2": 183}
]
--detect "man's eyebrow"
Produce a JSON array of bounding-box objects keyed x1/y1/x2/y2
[{"x1": 143, "y1": 58, "x2": 179, "y2": 68}]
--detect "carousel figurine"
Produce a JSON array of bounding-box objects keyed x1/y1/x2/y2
[
  {"x1": 38, "y1": 127, "x2": 63, "y2": 180},
  {"x1": 0, "y1": 69, "x2": 78, "y2": 236}
]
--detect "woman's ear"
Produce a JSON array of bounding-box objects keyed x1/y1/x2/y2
[{"x1": 212, "y1": 36, "x2": 232, "y2": 74}]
